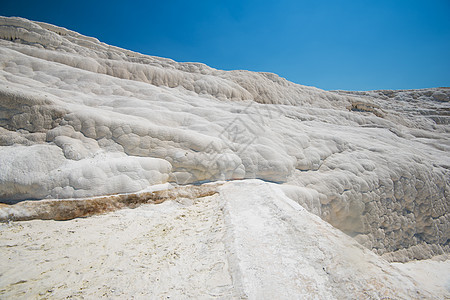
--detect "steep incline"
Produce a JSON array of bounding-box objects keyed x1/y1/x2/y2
[{"x1": 0, "y1": 16, "x2": 448, "y2": 260}]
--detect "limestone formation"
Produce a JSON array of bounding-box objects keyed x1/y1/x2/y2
[{"x1": 0, "y1": 16, "x2": 448, "y2": 263}]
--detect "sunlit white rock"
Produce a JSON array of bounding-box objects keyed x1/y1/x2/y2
[{"x1": 0, "y1": 16, "x2": 448, "y2": 261}]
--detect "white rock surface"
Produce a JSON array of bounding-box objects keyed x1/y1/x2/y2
[
  {"x1": 0, "y1": 16, "x2": 448, "y2": 262},
  {"x1": 0, "y1": 180, "x2": 445, "y2": 299},
  {"x1": 392, "y1": 255, "x2": 450, "y2": 299}
]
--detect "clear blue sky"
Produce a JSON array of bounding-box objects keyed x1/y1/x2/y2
[{"x1": 2, "y1": 0, "x2": 450, "y2": 91}]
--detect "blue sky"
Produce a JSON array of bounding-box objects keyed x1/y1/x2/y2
[{"x1": 2, "y1": 0, "x2": 450, "y2": 91}]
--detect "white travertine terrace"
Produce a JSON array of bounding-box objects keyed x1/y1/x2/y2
[
  {"x1": 2, "y1": 180, "x2": 445, "y2": 299},
  {"x1": 0, "y1": 16, "x2": 448, "y2": 263}
]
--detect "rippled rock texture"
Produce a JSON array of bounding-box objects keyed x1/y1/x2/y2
[{"x1": 0, "y1": 16, "x2": 448, "y2": 262}]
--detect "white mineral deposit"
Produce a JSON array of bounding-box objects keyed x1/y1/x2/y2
[{"x1": 0, "y1": 16, "x2": 448, "y2": 299}]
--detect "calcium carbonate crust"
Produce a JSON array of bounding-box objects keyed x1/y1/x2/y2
[{"x1": 0, "y1": 16, "x2": 448, "y2": 261}]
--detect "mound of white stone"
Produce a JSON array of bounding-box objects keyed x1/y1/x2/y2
[
  {"x1": 1, "y1": 180, "x2": 447, "y2": 299},
  {"x1": 0, "y1": 16, "x2": 448, "y2": 262}
]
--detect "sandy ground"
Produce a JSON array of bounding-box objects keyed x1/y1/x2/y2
[
  {"x1": 0, "y1": 180, "x2": 448, "y2": 299},
  {"x1": 0, "y1": 194, "x2": 234, "y2": 299}
]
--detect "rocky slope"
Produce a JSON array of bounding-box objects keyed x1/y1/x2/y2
[
  {"x1": 0, "y1": 15, "x2": 448, "y2": 267},
  {"x1": 1, "y1": 180, "x2": 447, "y2": 299}
]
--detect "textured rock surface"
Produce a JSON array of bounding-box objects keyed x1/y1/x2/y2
[
  {"x1": 0, "y1": 180, "x2": 445, "y2": 299},
  {"x1": 0, "y1": 16, "x2": 448, "y2": 261}
]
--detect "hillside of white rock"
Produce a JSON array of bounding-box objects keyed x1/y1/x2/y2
[{"x1": 0, "y1": 16, "x2": 449, "y2": 298}]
